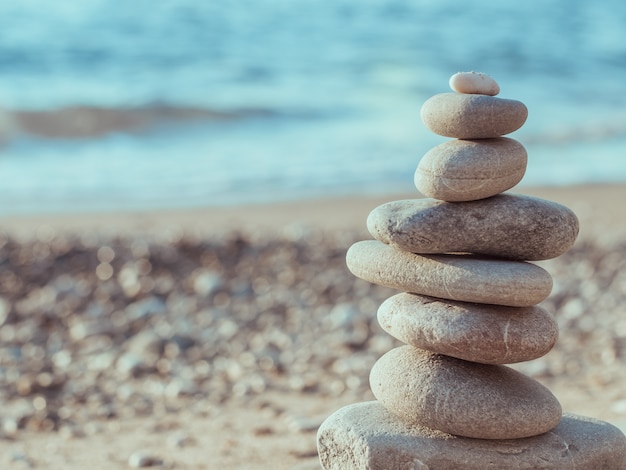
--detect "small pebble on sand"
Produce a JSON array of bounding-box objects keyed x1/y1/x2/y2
[{"x1": 128, "y1": 451, "x2": 163, "y2": 468}]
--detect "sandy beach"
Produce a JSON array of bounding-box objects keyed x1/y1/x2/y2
[
  {"x1": 0, "y1": 183, "x2": 625, "y2": 469},
  {"x1": 1, "y1": 183, "x2": 624, "y2": 240}
]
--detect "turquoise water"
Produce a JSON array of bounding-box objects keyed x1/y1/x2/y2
[{"x1": 0, "y1": 0, "x2": 625, "y2": 214}]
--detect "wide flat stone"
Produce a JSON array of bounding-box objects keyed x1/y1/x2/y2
[
  {"x1": 378, "y1": 293, "x2": 558, "y2": 364},
  {"x1": 370, "y1": 346, "x2": 562, "y2": 439},
  {"x1": 346, "y1": 240, "x2": 552, "y2": 307},
  {"x1": 421, "y1": 93, "x2": 528, "y2": 138},
  {"x1": 317, "y1": 401, "x2": 626, "y2": 470},
  {"x1": 367, "y1": 194, "x2": 579, "y2": 261},
  {"x1": 414, "y1": 137, "x2": 527, "y2": 201}
]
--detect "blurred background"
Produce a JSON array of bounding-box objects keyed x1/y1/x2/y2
[
  {"x1": 1, "y1": 0, "x2": 626, "y2": 215},
  {"x1": 2, "y1": 3, "x2": 626, "y2": 467}
]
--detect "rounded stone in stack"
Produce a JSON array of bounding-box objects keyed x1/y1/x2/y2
[
  {"x1": 346, "y1": 240, "x2": 553, "y2": 307},
  {"x1": 449, "y1": 71, "x2": 500, "y2": 96},
  {"x1": 414, "y1": 137, "x2": 527, "y2": 201},
  {"x1": 378, "y1": 293, "x2": 558, "y2": 364},
  {"x1": 421, "y1": 93, "x2": 528, "y2": 139},
  {"x1": 367, "y1": 194, "x2": 579, "y2": 260},
  {"x1": 370, "y1": 346, "x2": 562, "y2": 440}
]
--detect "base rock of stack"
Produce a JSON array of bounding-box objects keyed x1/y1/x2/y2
[
  {"x1": 317, "y1": 401, "x2": 626, "y2": 470},
  {"x1": 370, "y1": 346, "x2": 562, "y2": 439},
  {"x1": 347, "y1": 240, "x2": 552, "y2": 307},
  {"x1": 415, "y1": 137, "x2": 527, "y2": 201},
  {"x1": 378, "y1": 293, "x2": 558, "y2": 364},
  {"x1": 367, "y1": 194, "x2": 579, "y2": 260}
]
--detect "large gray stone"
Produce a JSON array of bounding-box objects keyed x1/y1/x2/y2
[
  {"x1": 346, "y1": 240, "x2": 552, "y2": 307},
  {"x1": 378, "y1": 293, "x2": 558, "y2": 364},
  {"x1": 414, "y1": 137, "x2": 527, "y2": 201},
  {"x1": 317, "y1": 401, "x2": 626, "y2": 470},
  {"x1": 367, "y1": 194, "x2": 579, "y2": 261},
  {"x1": 370, "y1": 346, "x2": 562, "y2": 439},
  {"x1": 421, "y1": 93, "x2": 528, "y2": 138}
]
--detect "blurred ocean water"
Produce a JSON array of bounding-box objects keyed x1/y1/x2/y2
[{"x1": 1, "y1": 0, "x2": 626, "y2": 214}]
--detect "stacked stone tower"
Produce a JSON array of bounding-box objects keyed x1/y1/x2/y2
[{"x1": 317, "y1": 72, "x2": 626, "y2": 469}]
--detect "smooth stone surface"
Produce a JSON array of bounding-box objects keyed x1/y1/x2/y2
[
  {"x1": 378, "y1": 293, "x2": 558, "y2": 364},
  {"x1": 346, "y1": 240, "x2": 552, "y2": 307},
  {"x1": 318, "y1": 401, "x2": 626, "y2": 470},
  {"x1": 370, "y1": 346, "x2": 562, "y2": 439},
  {"x1": 449, "y1": 71, "x2": 500, "y2": 96},
  {"x1": 367, "y1": 194, "x2": 579, "y2": 260},
  {"x1": 414, "y1": 137, "x2": 527, "y2": 201},
  {"x1": 421, "y1": 93, "x2": 528, "y2": 138}
]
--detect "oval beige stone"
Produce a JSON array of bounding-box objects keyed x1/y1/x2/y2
[
  {"x1": 370, "y1": 346, "x2": 562, "y2": 439},
  {"x1": 346, "y1": 240, "x2": 552, "y2": 307},
  {"x1": 367, "y1": 194, "x2": 579, "y2": 260},
  {"x1": 421, "y1": 93, "x2": 528, "y2": 138},
  {"x1": 449, "y1": 71, "x2": 500, "y2": 96},
  {"x1": 377, "y1": 293, "x2": 558, "y2": 364},
  {"x1": 414, "y1": 137, "x2": 527, "y2": 201}
]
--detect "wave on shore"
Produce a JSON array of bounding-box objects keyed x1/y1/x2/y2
[
  {"x1": 3, "y1": 104, "x2": 626, "y2": 146},
  {"x1": 0, "y1": 105, "x2": 276, "y2": 140}
]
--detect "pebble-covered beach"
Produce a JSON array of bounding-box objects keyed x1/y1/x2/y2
[{"x1": 1, "y1": 224, "x2": 625, "y2": 446}]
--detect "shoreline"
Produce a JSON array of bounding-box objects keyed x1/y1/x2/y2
[{"x1": 0, "y1": 183, "x2": 624, "y2": 243}]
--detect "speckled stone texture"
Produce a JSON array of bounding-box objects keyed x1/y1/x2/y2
[
  {"x1": 317, "y1": 401, "x2": 626, "y2": 470},
  {"x1": 377, "y1": 293, "x2": 558, "y2": 364},
  {"x1": 346, "y1": 240, "x2": 553, "y2": 307},
  {"x1": 414, "y1": 137, "x2": 527, "y2": 201},
  {"x1": 421, "y1": 93, "x2": 528, "y2": 139},
  {"x1": 370, "y1": 346, "x2": 562, "y2": 439},
  {"x1": 367, "y1": 194, "x2": 579, "y2": 260}
]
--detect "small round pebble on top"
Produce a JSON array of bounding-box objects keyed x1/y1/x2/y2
[{"x1": 450, "y1": 71, "x2": 500, "y2": 96}]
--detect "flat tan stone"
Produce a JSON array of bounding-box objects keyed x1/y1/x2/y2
[
  {"x1": 378, "y1": 293, "x2": 558, "y2": 364},
  {"x1": 370, "y1": 346, "x2": 562, "y2": 439},
  {"x1": 317, "y1": 401, "x2": 626, "y2": 470},
  {"x1": 414, "y1": 137, "x2": 527, "y2": 201},
  {"x1": 421, "y1": 93, "x2": 528, "y2": 138},
  {"x1": 367, "y1": 194, "x2": 579, "y2": 260},
  {"x1": 346, "y1": 240, "x2": 552, "y2": 307}
]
